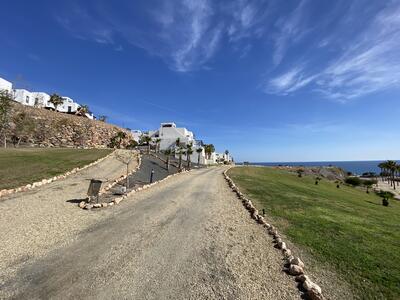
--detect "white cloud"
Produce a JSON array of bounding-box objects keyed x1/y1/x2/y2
[{"x1": 266, "y1": 2, "x2": 400, "y2": 101}]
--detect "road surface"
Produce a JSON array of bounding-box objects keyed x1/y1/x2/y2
[{"x1": 1, "y1": 167, "x2": 299, "y2": 299}]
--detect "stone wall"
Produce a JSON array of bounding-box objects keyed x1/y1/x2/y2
[{"x1": 5, "y1": 102, "x2": 133, "y2": 148}]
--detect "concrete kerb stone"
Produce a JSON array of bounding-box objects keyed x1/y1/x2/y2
[
  {"x1": 0, "y1": 150, "x2": 116, "y2": 199},
  {"x1": 222, "y1": 167, "x2": 324, "y2": 300}
]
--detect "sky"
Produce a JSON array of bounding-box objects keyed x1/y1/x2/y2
[{"x1": 1, "y1": 0, "x2": 399, "y2": 162}]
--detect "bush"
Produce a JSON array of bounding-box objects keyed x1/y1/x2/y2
[{"x1": 345, "y1": 177, "x2": 362, "y2": 186}]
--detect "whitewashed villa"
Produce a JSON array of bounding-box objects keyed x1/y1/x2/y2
[
  {"x1": 0, "y1": 76, "x2": 94, "y2": 119},
  {"x1": 140, "y1": 122, "x2": 232, "y2": 165}
]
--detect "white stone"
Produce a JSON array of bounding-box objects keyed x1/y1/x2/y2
[
  {"x1": 290, "y1": 257, "x2": 305, "y2": 269},
  {"x1": 288, "y1": 264, "x2": 304, "y2": 275}
]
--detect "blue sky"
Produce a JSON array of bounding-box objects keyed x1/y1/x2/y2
[{"x1": 1, "y1": 0, "x2": 399, "y2": 162}]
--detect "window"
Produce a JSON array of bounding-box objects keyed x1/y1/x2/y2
[{"x1": 26, "y1": 96, "x2": 29, "y2": 104}]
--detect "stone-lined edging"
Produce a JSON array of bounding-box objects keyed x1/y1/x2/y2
[
  {"x1": 98, "y1": 154, "x2": 142, "y2": 196},
  {"x1": 223, "y1": 168, "x2": 324, "y2": 300},
  {"x1": 0, "y1": 150, "x2": 116, "y2": 199},
  {"x1": 80, "y1": 167, "x2": 191, "y2": 210}
]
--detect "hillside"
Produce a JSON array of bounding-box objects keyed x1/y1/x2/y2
[{"x1": 3, "y1": 102, "x2": 132, "y2": 148}]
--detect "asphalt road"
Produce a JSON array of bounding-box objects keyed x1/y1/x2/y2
[{"x1": 2, "y1": 167, "x2": 299, "y2": 299}]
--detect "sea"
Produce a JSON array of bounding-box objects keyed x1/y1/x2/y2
[{"x1": 245, "y1": 160, "x2": 400, "y2": 176}]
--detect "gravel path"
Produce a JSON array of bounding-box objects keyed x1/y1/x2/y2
[
  {"x1": 0, "y1": 150, "x2": 138, "y2": 286},
  {"x1": 1, "y1": 167, "x2": 299, "y2": 299}
]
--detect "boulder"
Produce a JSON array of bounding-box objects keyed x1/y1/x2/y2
[
  {"x1": 84, "y1": 204, "x2": 93, "y2": 210},
  {"x1": 283, "y1": 248, "x2": 292, "y2": 257},
  {"x1": 278, "y1": 241, "x2": 287, "y2": 250},
  {"x1": 101, "y1": 203, "x2": 108, "y2": 208},
  {"x1": 295, "y1": 274, "x2": 309, "y2": 283},
  {"x1": 290, "y1": 257, "x2": 305, "y2": 269},
  {"x1": 78, "y1": 201, "x2": 86, "y2": 208},
  {"x1": 288, "y1": 264, "x2": 304, "y2": 276},
  {"x1": 303, "y1": 280, "x2": 323, "y2": 300},
  {"x1": 93, "y1": 203, "x2": 102, "y2": 208}
]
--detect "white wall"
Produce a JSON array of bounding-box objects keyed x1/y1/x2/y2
[
  {"x1": 14, "y1": 89, "x2": 35, "y2": 106},
  {"x1": 31, "y1": 92, "x2": 51, "y2": 108},
  {"x1": 58, "y1": 97, "x2": 80, "y2": 113},
  {"x1": 0, "y1": 77, "x2": 12, "y2": 93}
]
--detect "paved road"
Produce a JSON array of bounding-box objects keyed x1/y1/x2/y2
[{"x1": 2, "y1": 167, "x2": 299, "y2": 299}]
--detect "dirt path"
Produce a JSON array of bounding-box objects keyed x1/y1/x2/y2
[
  {"x1": 0, "y1": 167, "x2": 299, "y2": 299},
  {"x1": 0, "y1": 150, "x2": 138, "y2": 285}
]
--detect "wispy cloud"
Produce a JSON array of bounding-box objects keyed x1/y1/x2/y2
[{"x1": 266, "y1": 2, "x2": 400, "y2": 101}]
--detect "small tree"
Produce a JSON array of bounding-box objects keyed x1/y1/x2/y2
[
  {"x1": 178, "y1": 147, "x2": 184, "y2": 170},
  {"x1": 376, "y1": 190, "x2": 394, "y2": 207},
  {"x1": 186, "y1": 143, "x2": 193, "y2": 169},
  {"x1": 164, "y1": 149, "x2": 171, "y2": 170},
  {"x1": 77, "y1": 104, "x2": 89, "y2": 116},
  {"x1": 0, "y1": 90, "x2": 12, "y2": 148},
  {"x1": 126, "y1": 139, "x2": 138, "y2": 149},
  {"x1": 12, "y1": 112, "x2": 36, "y2": 147},
  {"x1": 297, "y1": 169, "x2": 305, "y2": 178},
  {"x1": 114, "y1": 151, "x2": 135, "y2": 190},
  {"x1": 155, "y1": 138, "x2": 161, "y2": 153},
  {"x1": 49, "y1": 94, "x2": 64, "y2": 111},
  {"x1": 315, "y1": 176, "x2": 322, "y2": 185},
  {"x1": 142, "y1": 136, "x2": 152, "y2": 153},
  {"x1": 345, "y1": 177, "x2": 362, "y2": 186},
  {"x1": 363, "y1": 179, "x2": 377, "y2": 194}
]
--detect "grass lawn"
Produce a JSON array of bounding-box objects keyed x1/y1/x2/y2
[
  {"x1": 0, "y1": 148, "x2": 112, "y2": 190},
  {"x1": 228, "y1": 167, "x2": 400, "y2": 300}
]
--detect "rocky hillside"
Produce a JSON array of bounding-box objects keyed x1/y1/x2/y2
[{"x1": 4, "y1": 102, "x2": 133, "y2": 148}]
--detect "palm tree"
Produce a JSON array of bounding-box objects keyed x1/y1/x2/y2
[
  {"x1": 164, "y1": 149, "x2": 171, "y2": 170},
  {"x1": 143, "y1": 136, "x2": 152, "y2": 153},
  {"x1": 178, "y1": 147, "x2": 184, "y2": 170},
  {"x1": 155, "y1": 138, "x2": 162, "y2": 153},
  {"x1": 49, "y1": 94, "x2": 64, "y2": 111},
  {"x1": 386, "y1": 160, "x2": 397, "y2": 189},
  {"x1": 204, "y1": 144, "x2": 215, "y2": 159},
  {"x1": 77, "y1": 104, "x2": 89, "y2": 116},
  {"x1": 186, "y1": 143, "x2": 193, "y2": 169},
  {"x1": 116, "y1": 131, "x2": 127, "y2": 148},
  {"x1": 196, "y1": 147, "x2": 203, "y2": 166}
]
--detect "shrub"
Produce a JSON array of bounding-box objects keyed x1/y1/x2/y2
[{"x1": 345, "y1": 177, "x2": 362, "y2": 186}]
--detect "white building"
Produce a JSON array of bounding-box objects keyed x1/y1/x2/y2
[
  {"x1": 58, "y1": 96, "x2": 80, "y2": 113},
  {"x1": 131, "y1": 130, "x2": 143, "y2": 142},
  {"x1": 31, "y1": 92, "x2": 53, "y2": 108},
  {"x1": 148, "y1": 122, "x2": 195, "y2": 150},
  {"x1": 0, "y1": 77, "x2": 12, "y2": 94},
  {"x1": 14, "y1": 89, "x2": 35, "y2": 106}
]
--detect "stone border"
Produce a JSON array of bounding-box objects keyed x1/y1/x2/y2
[
  {"x1": 223, "y1": 168, "x2": 324, "y2": 300},
  {"x1": 98, "y1": 154, "x2": 142, "y2": 196},
  {"x1": 79, "y1": 168, "x2": 191, "y2": 210},
  {"x1": 0, "y1": 150, "x2": 116, "y2": 199}
]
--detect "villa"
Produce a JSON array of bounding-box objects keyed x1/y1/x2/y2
[
  {"x1": 0, "y1": 77, "x2": 13, "y2": 94},
  {"x1": 0, "y1": 76, "x2": 94, "y2": 119}
]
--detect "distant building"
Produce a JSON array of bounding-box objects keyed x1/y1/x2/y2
[
  {"x1": 31, "y1": 92, "x2": 52, "y2": 108},
  {"x1": 14, "y1": 89, "x2": 35, "y2": 106},
  {"x1": 131, "y1": 130, "x2": 143, "y2": 142},
  {"x1": 148, "y1": 122, "x2": 195, "y2": 150},
  {"x1": 58, "y1": 97, "x2": 80, "y2": 113},
  {"x1": 0, "y1": 77, "x2": 12, "y2": 94}
]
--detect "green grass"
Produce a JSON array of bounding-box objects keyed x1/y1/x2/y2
[
  {"x1": 0, "y1": 148, "x2": 112, "y2": 190},
  {"x1": 228, "y1": 167, "x2": 400, "y2": 300}
]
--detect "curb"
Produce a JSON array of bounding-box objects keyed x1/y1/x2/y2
[
  {"x1": 0, "y1": 150, "x2": 116, "y2": 199},
  {"x1": 223, "y1": 168, "x2": 324, "y2": 300},
  {"x1": 79, "y1": 168, "x2": 192, "y2": 210}
]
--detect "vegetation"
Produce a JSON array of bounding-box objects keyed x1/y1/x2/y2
[
  {"x1": 345, "y1": 176, "x2": 362, "y2": 186},
  {"x1": 196, "y1": 147, "x2": 203, "y2": 166},
  {"x1": 48, "y1": 94, "x2": 64, "y2": 111},
  {"x1": 0, "y1": 148, "x2": 111, "y2": 190},
  {"x1": 108, "y1": 131, "x2": 128, "y2": 149},
  {"x1": 186, "y1": 143, "x2": 193, "y2": 169},
  {"x1": 164, "y1": 149, "x2": 171, "y2": 170},
  {"x1": 142, "y1": 136, "x2": 152, "y2": 153},
  {"x1": 0, "y1": 91, "x2": 13, "y2": 148},
  {"x1": 204, "y1": 144, "x2": 215, "y2": 159},
  {"x1": 378, "y1": 160, "x2": 399, "y2": 190},
  {"x1": 228, "y1": 167, "x2": 400, "y2": 299},
  {"x1": 77, "y1": 104, "x2": 89, "y2": 116}
]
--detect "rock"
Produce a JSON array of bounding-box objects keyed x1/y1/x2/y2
[
  {"x1": 101, "y1": 203, "x2": 108, "y2": 207},
  {"x1": 108, "y1": 202, "x2": 114, "y2": 206},
  {"x1": 283, "y1": 248, "x2": 292, "y2": 257},
  {"x1": 296, "y1": 274, "x2": 309, "y2": 283},
  {"x1": 278, "y1": 241, "x2": 287, "y2": 250},
  {"x1": 275, "y1": 237, "x2": 282, "y2": 244},
  {"x1": 288, "y1": 264, "x2": 304, "y2": 276},
  {"x1": 303, "y1": 280, "x2": 323, "y2": 300},
  {"x1": 257, "y1": 216, "x2": 266, "y2": 224},
  {"x1": 78, "y1": 201, "x2": 86, "y2": 208},
  {"x1": 290, "y1": 257, "x2": 305, "y2": 269},
  {"x1": 84, "y1": 204, "x2": 93, "y2": 210},
  {"x1": 25, "y1": 184, "x2": 32, "y2": 189},
  {"x1": 93, "y1": 203, "x2": 102, "y2": 208}
]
